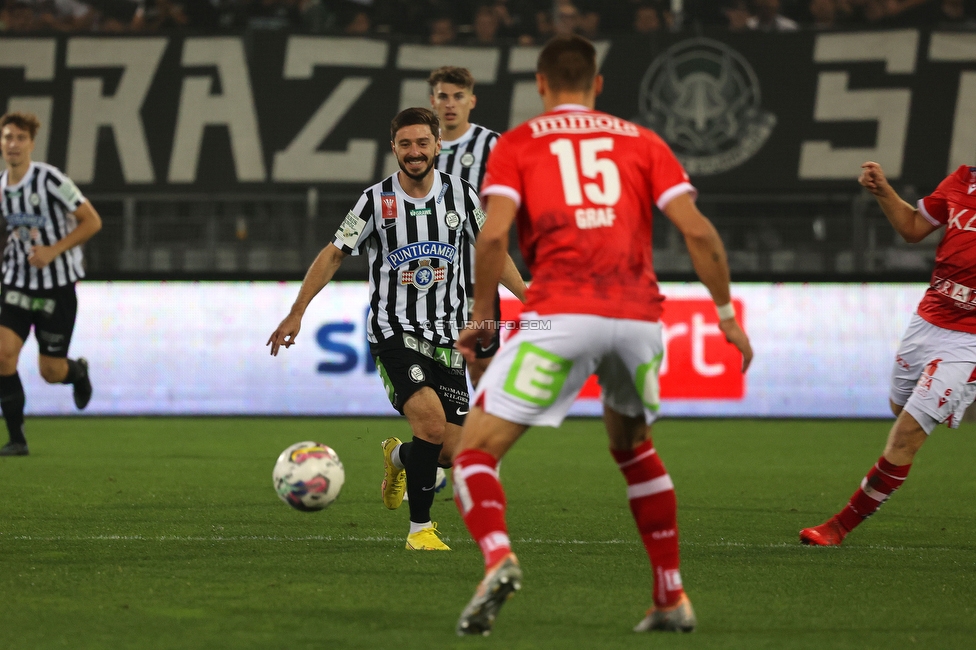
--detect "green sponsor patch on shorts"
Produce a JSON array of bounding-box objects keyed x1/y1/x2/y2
[
  {"x1": 503, "y1": 342, "x2": 572, "y2": 406},
  {"x1": 634, "y1": 353, "x2": 663, "y2": 412}
]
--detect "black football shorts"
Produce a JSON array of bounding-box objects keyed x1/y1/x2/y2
[
  {"x1": 371, "y1": 332, "x2": 470, "y2": 426},
  {"x1": 0, "y1": 283, "x2": 78, "y2": 358}
]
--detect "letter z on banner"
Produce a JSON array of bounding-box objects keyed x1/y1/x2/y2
[{"x1": 499, "y1": 297, "x2": 746, "y2": 401}]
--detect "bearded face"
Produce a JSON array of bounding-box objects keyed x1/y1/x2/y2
[{"x1": 393, "y1": 124, "x2": 440, "y2": 181}]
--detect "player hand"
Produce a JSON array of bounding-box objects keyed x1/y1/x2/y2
[
  {"x1": 858, "y1": 161, "x2": 890, "y2": 197},
  {"x1": 28, "y1": 246, "x2": 57, "y2": 269},
  {"x1": 267, "y1": 313, "x2": 302, "y2": 356},
  {"x1": 718, "y1": 317, "x2": 753, "y2": 373},
  {"x1": 456, "y1": 307, "x2": 496, "y2": 365}
]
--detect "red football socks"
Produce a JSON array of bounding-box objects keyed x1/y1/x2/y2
[
  {"x1": 836, "y1": 456, "x2": 912, "y2": 532},
  {"x1": 611, "y1": 440, "x2": 683, "y2": 608},
  {"x1": 454, "y1": 449, "x2": 511, "y2": 570}
]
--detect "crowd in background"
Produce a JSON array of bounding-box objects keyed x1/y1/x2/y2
[{"x1": 1, "y1": 0, "x2": 974, "y2": 37}]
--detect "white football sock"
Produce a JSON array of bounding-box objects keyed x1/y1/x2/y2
[
  {"x1": 391, "y1": 443, "x2": 405, "y2": 470},
  {"x1": 409, "y1": 520, "x2": 433, "y2": 534}
]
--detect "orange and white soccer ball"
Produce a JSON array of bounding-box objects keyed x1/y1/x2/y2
[{"x1": 273, "y1": 441, "x2": 345, "y2": 511}]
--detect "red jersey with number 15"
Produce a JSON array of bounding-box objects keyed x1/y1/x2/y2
[
  {"x1": 481, "y1": 105, "x2": 695, "y2": 322},
  {"x1": 917, "y1": 164, "x2": 976, "y2": 334}
]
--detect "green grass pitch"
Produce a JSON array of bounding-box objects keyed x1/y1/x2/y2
[{"x1": 1, "y1": 417, "x2": 974, "y2": 649}]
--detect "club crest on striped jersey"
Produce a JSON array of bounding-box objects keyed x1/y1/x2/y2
[
  {"x1": 29, "y1": 193, "x2": 40, "y2": 206},
  {"x1": 460, "y1": 152, "x2": 475, "y2": 168},
  {"x1": 386, "y1": 241, "x2": 457, "y2": 268},
  {"x1": 401, "y1": 259, "x2": 446, "y2": 290},
  {"x1": 444, "y1": 210, "x2": 461, "y2": 230},
  {"x1": 381, "y1": 192, "x2": 397, "y2": 222}
]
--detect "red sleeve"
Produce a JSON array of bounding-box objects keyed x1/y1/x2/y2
[
  {"x1": 918, "y1": 167, "x2": 965, "y2": 226},
  {"x1": 645, "y1": 131, "x2": 696, "y2": 210},
  {"x1": 481, "y1": 130, "x2": 523, "y2": 208}
]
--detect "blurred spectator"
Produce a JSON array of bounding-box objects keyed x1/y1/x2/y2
[
  {"x1": 808, "y1": 0, "x2": 839, "y2": 26},
  {"x1": 343, "y1": 7, "x2": 370, "y2": 33},
  {"x1": 98, "y1": 0, "x2": 145, "y2": 32},
  {"x1": 522, "y1": 3, "x2": 553, "y2": 43},
  {"x1": 245, "y1": 0, "x2": 303, "y2": 30},
  {"x1": 747, "y1": 0, "x2": 800, "y2": 29},
  {"x1": 134, "y1": 0, "x2": 188, "y2": 31},
  {"x1": 471, "y1": 2, "x2": 500, "y2": 43},
  {"x1": 28, "y1": 0, "x2": 95, "y2": 32},
  {"x1": 578, "y1": 0, "x2": 601, "y2": 37},
  {"x1": 486, "y1": 0, "x2": 534, "y2": 38},
  {"x1": 725, "y1": 0, "x2": 753, "y2": 29},
  {"x1": 578, "y1": 10, "x2": 599, "y2": 37},
  {"x1": 932, "y1": 0, "x2": 976, "y2": 24},
  {"x1": 553, "y1": 0, "x2": 579, "y2": 35},
  {"x1": 1, "y1": 0, "x2": 38, "y2": 31},
  {"x1": 685, "y1": 0, "x2": 747, "y2": 26},
  {"x1": 633, "y1": 1, "x2": 663, "y2": 32},
  {"x1": 428, "y1": 13, "x2": 456, "y2": 44}
]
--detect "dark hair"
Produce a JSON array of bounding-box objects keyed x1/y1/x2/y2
[
  {"x1": 0, "y1": 111, "x2": 41, "y2": 140},
  {"x1": 390, "y1": 107, "x2": 440, "y2": 142},
  {"x1": 537, "y1": 35, "x2": 597, "y2": 92},
  {"x1": 427, "y1": 66, "x2": 475, "y2": 93}
]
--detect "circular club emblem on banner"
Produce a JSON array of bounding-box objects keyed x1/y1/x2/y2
[
  {"x1": 412, "y1": 265, "x2": 435, "y2": 289},
  {"x1": 408, "y1": 364, "x2": 425, "y2": 383},
  {"x1": 460, "y1": 152, "x2": 476, "y2": 168},
  {"x1": 637, "y1": 38, "x2": 776, "y2": 176},
  {"x1": 444, "y1": 211, "x2": 461, "y2": 230}
]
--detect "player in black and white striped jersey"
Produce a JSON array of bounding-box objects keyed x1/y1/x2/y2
[
  {"x1": 268, "y1": 108, "x2": 526, "y2": 549},
  {"x1": 0, "y1": 112, "x2": 101, "y2": 457},
  {"x1": 428, "y1": 66, "x2": 503, "y2": 387},
  {"x1": 429, "y1": 67, "x2": 499, "y2": 191}
]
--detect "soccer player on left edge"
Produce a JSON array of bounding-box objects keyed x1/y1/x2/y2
[
  {"x1": 800, "y1": 161, "x2": 976, "y2": 546},
  {"x1": 267, "y1": 107, "x2": 526, "y2": 550},
  {"x1": 0, "y1": 112, "x2": 100, "y2": 457}
]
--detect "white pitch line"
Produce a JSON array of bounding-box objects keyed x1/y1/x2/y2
[{"x1": 1, "y1": 534, "x2": 964, "y2": 552}]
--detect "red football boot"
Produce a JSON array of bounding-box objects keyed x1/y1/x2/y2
[{"x1": 799, "y1": 516, "x2": 848, "y2": 546}]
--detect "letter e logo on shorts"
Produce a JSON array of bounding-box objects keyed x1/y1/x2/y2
[
  {"x1": 635, "y1": 354, "x2": 664, "y2": 412},
  {"x1": 503, "y1": 343, "x2": 572, "y2": 406}
]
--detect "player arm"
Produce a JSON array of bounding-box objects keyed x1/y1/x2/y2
[
  {"x1": 664, "y1": 192, "x2": 753, "y2": 371},
  {"x1": 267, "y1": 243, "x2": 348, "y2": 355},
  {"x1": 58, "y1": 201, "x2": 102, "y2": 252},
  {"x1": 472, "y1": 195, "x2": 517, "y2": 320},
  {"x1": 664, "y1": 193, "x2": 730, "y2": 304},
  {"x1": 859, "y1": 161, "x2": 940, "y2": 244},
  {"x1": 499, "y1": 253, "x2": 527, "y2": 303},
  {"x1": 28, "y1": 200, "x2": 103, "y2": 269},
  {"x1": 288, "y1": 243, "x2": 348, "y2": 319}
]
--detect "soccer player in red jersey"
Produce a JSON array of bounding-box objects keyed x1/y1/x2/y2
[
  {"x1": 800, "y1": 161, "x2": 976, "y2": 546},
  {"x1": 449, "y1": 35, "x2": 753, "y2": 636}
]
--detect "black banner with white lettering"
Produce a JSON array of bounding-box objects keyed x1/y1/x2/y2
[{"x1": 1, "y1": 30, "x2": 973, "y2": 193}]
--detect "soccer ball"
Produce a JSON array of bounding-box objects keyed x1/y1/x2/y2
[{"x1": 273, "y1": 441, "x2": 345, "y2": 512}]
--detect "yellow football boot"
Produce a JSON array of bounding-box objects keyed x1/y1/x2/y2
[{"x1": 380, "y1": 437, "x2": 405, "y2": 510}]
